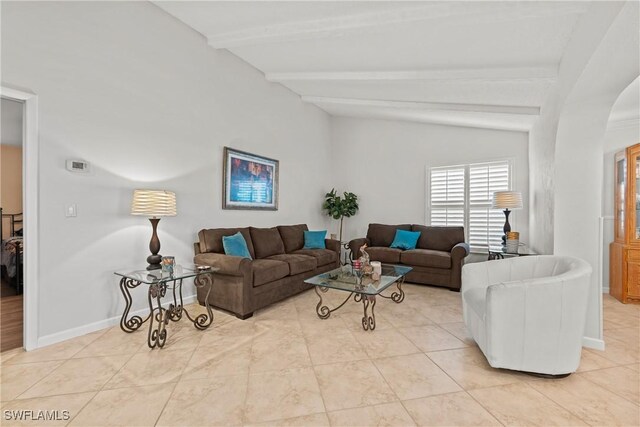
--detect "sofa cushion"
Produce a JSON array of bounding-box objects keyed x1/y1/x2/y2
[
  {"x1": 463, "y1": 287, "x2": 486, "y2": 319},
  {"x1": 277, "y1": 224, "x2": 309, "y2": 253},
  {"x1": 411, "y1": 225, "x2": 465, "y2": 252},
  {"x1": 199, "y1": 227, "x2": 255, "y2": 258},
  {"x1": 292, "y1": 249, "x2": 338, "y2": 267},
  {"x1": 366, "y1": 247, "x2": 402, "y2": 263},
  {"x1": 252, "y1": 259, "x2": 289, "y2": 287},
  {"x1": 250, "y1": 227, "x2": 286, "y2": 259},
  {"x1": 367, "y1": 223, "x2": 412, "y2": 247},
  {"x1": 401, "y1": 249, "x2": 452, "y2": 269},
  {"x1": 267, "y1": 254, "x2": 317, "y2": 275}
]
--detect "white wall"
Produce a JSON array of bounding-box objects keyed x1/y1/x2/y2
[
  {"x1": 1, "y1": 1, "x2": 332, "y2": 342},
  {"x1": 330, "y1": 117, "x2": 529, "y2": 247},
  {"x1": 528, "y1": 2, "x2": 628, "y2": 256},
  {"x1": 601, "y1": 122, "x2": 640, "y2": 291}
]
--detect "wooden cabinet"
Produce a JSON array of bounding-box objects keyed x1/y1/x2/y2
[{"x1": 610, "y1": 143, "x2": 640, "y2": 303}]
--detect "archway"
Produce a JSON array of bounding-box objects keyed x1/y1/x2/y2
[{"x1": 554, "y1": 1, "x2": 639, "y2": 349}]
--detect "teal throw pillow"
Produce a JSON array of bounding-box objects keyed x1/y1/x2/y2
[
  {"x1": 222, "y1": 232, "x2": 252, "y2": 259},
  {"x1": 390, "y1": 229, "x2": 421, "y2": 250},
  {"x1": 303, "y1": 230, "x2": 327, "y2": 249}
]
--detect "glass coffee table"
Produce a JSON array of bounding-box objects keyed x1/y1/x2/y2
[
  {"x1": 304, "y1": 264, "x2": 412, "y2": 331},
  {"x1": 115, "y1": 265, "x2": 218, "y2": 349}
]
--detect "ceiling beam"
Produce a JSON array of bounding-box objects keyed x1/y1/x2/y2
[
  {"x1": 301, "y1": 96, "x2": 541, "y2": 116},
  {"x1": 267, "y1": 66, "x2": 558, "y2": 83},
  {"x1": 206, "y1": 3, "x2": 588, "y2": 49}
]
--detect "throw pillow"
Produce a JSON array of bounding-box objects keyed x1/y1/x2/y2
[
  {"x1": 222, "y1": 232, "x2": 252, "y2": 259},
  {"x1": 390, "y1": 229, "x2": 421, "y2": 250},
  {"x1": 303, "y1": 230, "x2": 327, "y2": 249}
]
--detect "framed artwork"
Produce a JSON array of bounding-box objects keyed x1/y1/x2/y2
[{"x1": 223, "y1": 147, "x2": 279, "y2": 210}]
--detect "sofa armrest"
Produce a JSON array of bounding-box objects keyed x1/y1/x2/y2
[
  {"x1": 449, "y1": 242, "x2": 470, "y2": 291},
  {"x1": 348, "y1": 237, "x2": 370, "y2": 260},
  {"x1": 194, "y1": 242, "x2": 201, "y2": 256},
  {"x1": 325, "y1": 238, "x2": 341, "y2": 255},
  {"x1": 194, "y1": 253, "x2": 252, "y2": 277},
  {"x1": 451, "y1": 242, "x2": 470, "y2": 260}
]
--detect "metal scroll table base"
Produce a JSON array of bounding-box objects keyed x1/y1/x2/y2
[
  {"x1": 314, "y1": 277, "x2": 405, "y2": 331},
  {"x1": 119, "y1": 274, "x2": 214, "y2": 348}
]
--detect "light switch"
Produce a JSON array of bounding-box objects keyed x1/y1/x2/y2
[{"x1": 65, "y1": 204, "x2": 77, "y2": 217}]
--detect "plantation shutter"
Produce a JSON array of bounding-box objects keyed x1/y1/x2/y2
[
  {"x1": 468, "y1": 161, "x2": 510, "y2": 251},
  {"x1": 429, "y1": 166, "x2": 465, "y2": 227}
]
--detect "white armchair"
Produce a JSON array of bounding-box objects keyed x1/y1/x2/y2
[{"x1": 461, "y1": 255, "x2": 592, "y2": 376}]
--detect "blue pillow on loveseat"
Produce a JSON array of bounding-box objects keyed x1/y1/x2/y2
[{"x1": 390, "y1": 229, "x2": 421, "y2": 250}]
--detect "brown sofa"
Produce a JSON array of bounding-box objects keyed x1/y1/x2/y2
[
  {"x1": 193, "y1": 224, "x2": 340, "y2": 319},
  {"x1": 348, "y1": 224, "x2": 469, "y2": 291}
]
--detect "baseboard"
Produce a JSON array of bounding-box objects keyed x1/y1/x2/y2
[
  {"x1": 36, "y1": 294, "x2": 197, "y2": 349},
  {"x1": 602, "y1": 285, "x2": 610, "y2": 294},
  {"x1": 583, "y1": 336, "x2": 605, "y2": 351}
]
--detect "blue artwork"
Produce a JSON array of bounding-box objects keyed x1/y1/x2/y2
[{"x1": 223, "y1": 147, "x2": 279, "y2": 210}]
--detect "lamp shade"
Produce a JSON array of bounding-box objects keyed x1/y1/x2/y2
[
  {"x1": 492, "y1": 191, "x2": 523, "y2": 209},
  {"x1": 131, "y1": 189, "x2": 177, "y2": 217}
]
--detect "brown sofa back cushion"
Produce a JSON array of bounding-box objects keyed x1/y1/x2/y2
[
  {"x1": 366, "y1": 223, "x2": 412, "y2": 247},
  {"x1": 250, "y1": 227, "x2": 286, "y2": 259},
  {"x1": 277, "y1": 224, "x2": 309, "y2": 253},
  {"x1": 198, "y1": 227, "x2": 256, "y2": 258},
  {"x1": 411, "y1": 225, "x2": 465, "y2": 252}
]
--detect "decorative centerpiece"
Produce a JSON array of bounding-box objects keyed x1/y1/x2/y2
[
  {"x1": 506, "y1": 231, "x2": 520, "y2": 254},
  {"x1": 161, "y1": 256, "x2": 175, "y2": 274},
  {"x1": 370, "y1": 261, "x2": 382, "y2": 281}
]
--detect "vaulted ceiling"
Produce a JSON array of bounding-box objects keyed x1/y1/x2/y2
[{"x1": 154, "y1": 1, "x2": 594, "y2": 132}]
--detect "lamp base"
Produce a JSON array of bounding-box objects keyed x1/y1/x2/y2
[
  {"x1": 501, "y1": 208, "x2": 512, "y2": 245},
  {"x1": 147, "y1": 254, "x2": 162, "y2": 270}
]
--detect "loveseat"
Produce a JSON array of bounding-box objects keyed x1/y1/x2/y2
[
  {"x1": 193, "y1": 224, "x2": 340, "y2": 319},
  {"x1": 348, "y1": 223, "x2": 469, "y2": 291}
]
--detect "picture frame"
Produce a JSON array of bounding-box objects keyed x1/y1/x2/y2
[{"x1": 223, "y1": 147, "x2": 279, "y2": 210}]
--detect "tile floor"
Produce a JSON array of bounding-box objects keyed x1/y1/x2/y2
[{"x1": 0, "y1": 285, "x2": 638, "y2": 426}]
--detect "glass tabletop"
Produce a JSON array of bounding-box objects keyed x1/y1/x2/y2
[
  {"x1": 304, "y1": 264, "x2": 412, "y2": 295},
  {"x1": 114, "y1": 265, "x2": 218, "y2": 284},
  {"x1": 488, "y1": 244, "x2": 537, "y2": 256}
]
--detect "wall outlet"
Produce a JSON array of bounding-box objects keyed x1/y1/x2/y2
[{"x1": 65, "y1": 204, "x2": 77, "y2": 217}]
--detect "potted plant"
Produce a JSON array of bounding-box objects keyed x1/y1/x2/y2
[{"x1": 323, "y1": 189, "x2": 359, "y2": 242}]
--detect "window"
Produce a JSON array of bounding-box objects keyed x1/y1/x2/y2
[{"x1": 428, "y1": 160, "x2": 511, "y2": 252}]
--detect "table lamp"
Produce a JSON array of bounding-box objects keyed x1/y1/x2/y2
[
  {"x1": 492, "y1": 191, "x2": 522, "y2": 245},
  {"x1": 131, "y1": 189, "x2": 177, "y2": 270}
]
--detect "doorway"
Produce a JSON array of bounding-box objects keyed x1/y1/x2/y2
[
  {"x1": 1, "y1": 86, "x2": 38, "y2": 352},
  {"x1": 0, "y1": 97, "x2": 24, "y2": 351}
]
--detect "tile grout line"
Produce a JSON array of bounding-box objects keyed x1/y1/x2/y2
[
  {"x1": 523, "y1": 380, "x2": 599, "y2": 426},
  {"x1": 10, "y1": 328, "x2": 116, "y2": 400},
  {"x1": 299, "y1": 319, "x2": 331, "y2": 421},
  {"x1": 575, "y1": 369, "x2": 640, "y2": 407},
  {"x1": 240, "y1": 320, "x2": 257, "y2": 425},
  {"x1": 418, "y1": 345, "x2": 506, "y2": 426},
  {"x1": 149, "y1": 314, "x2": 221, "y2": 423},
  {"x1": 11, "y1": 328, "x2": 121, "y2": 423},
  {"x1": 67, "y1": 349, "x2": 140, "y2": 421},
  {"x1": 153, "y1": 381, "x2": 180, "y2": 427}
]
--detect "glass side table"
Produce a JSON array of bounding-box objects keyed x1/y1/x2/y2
[
  {"x1": 114, "y1": 265, "x2": 218, "y2": 349},
  {"x1": 488, "y1": 244, "x2": 537, "y2": 260}
]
